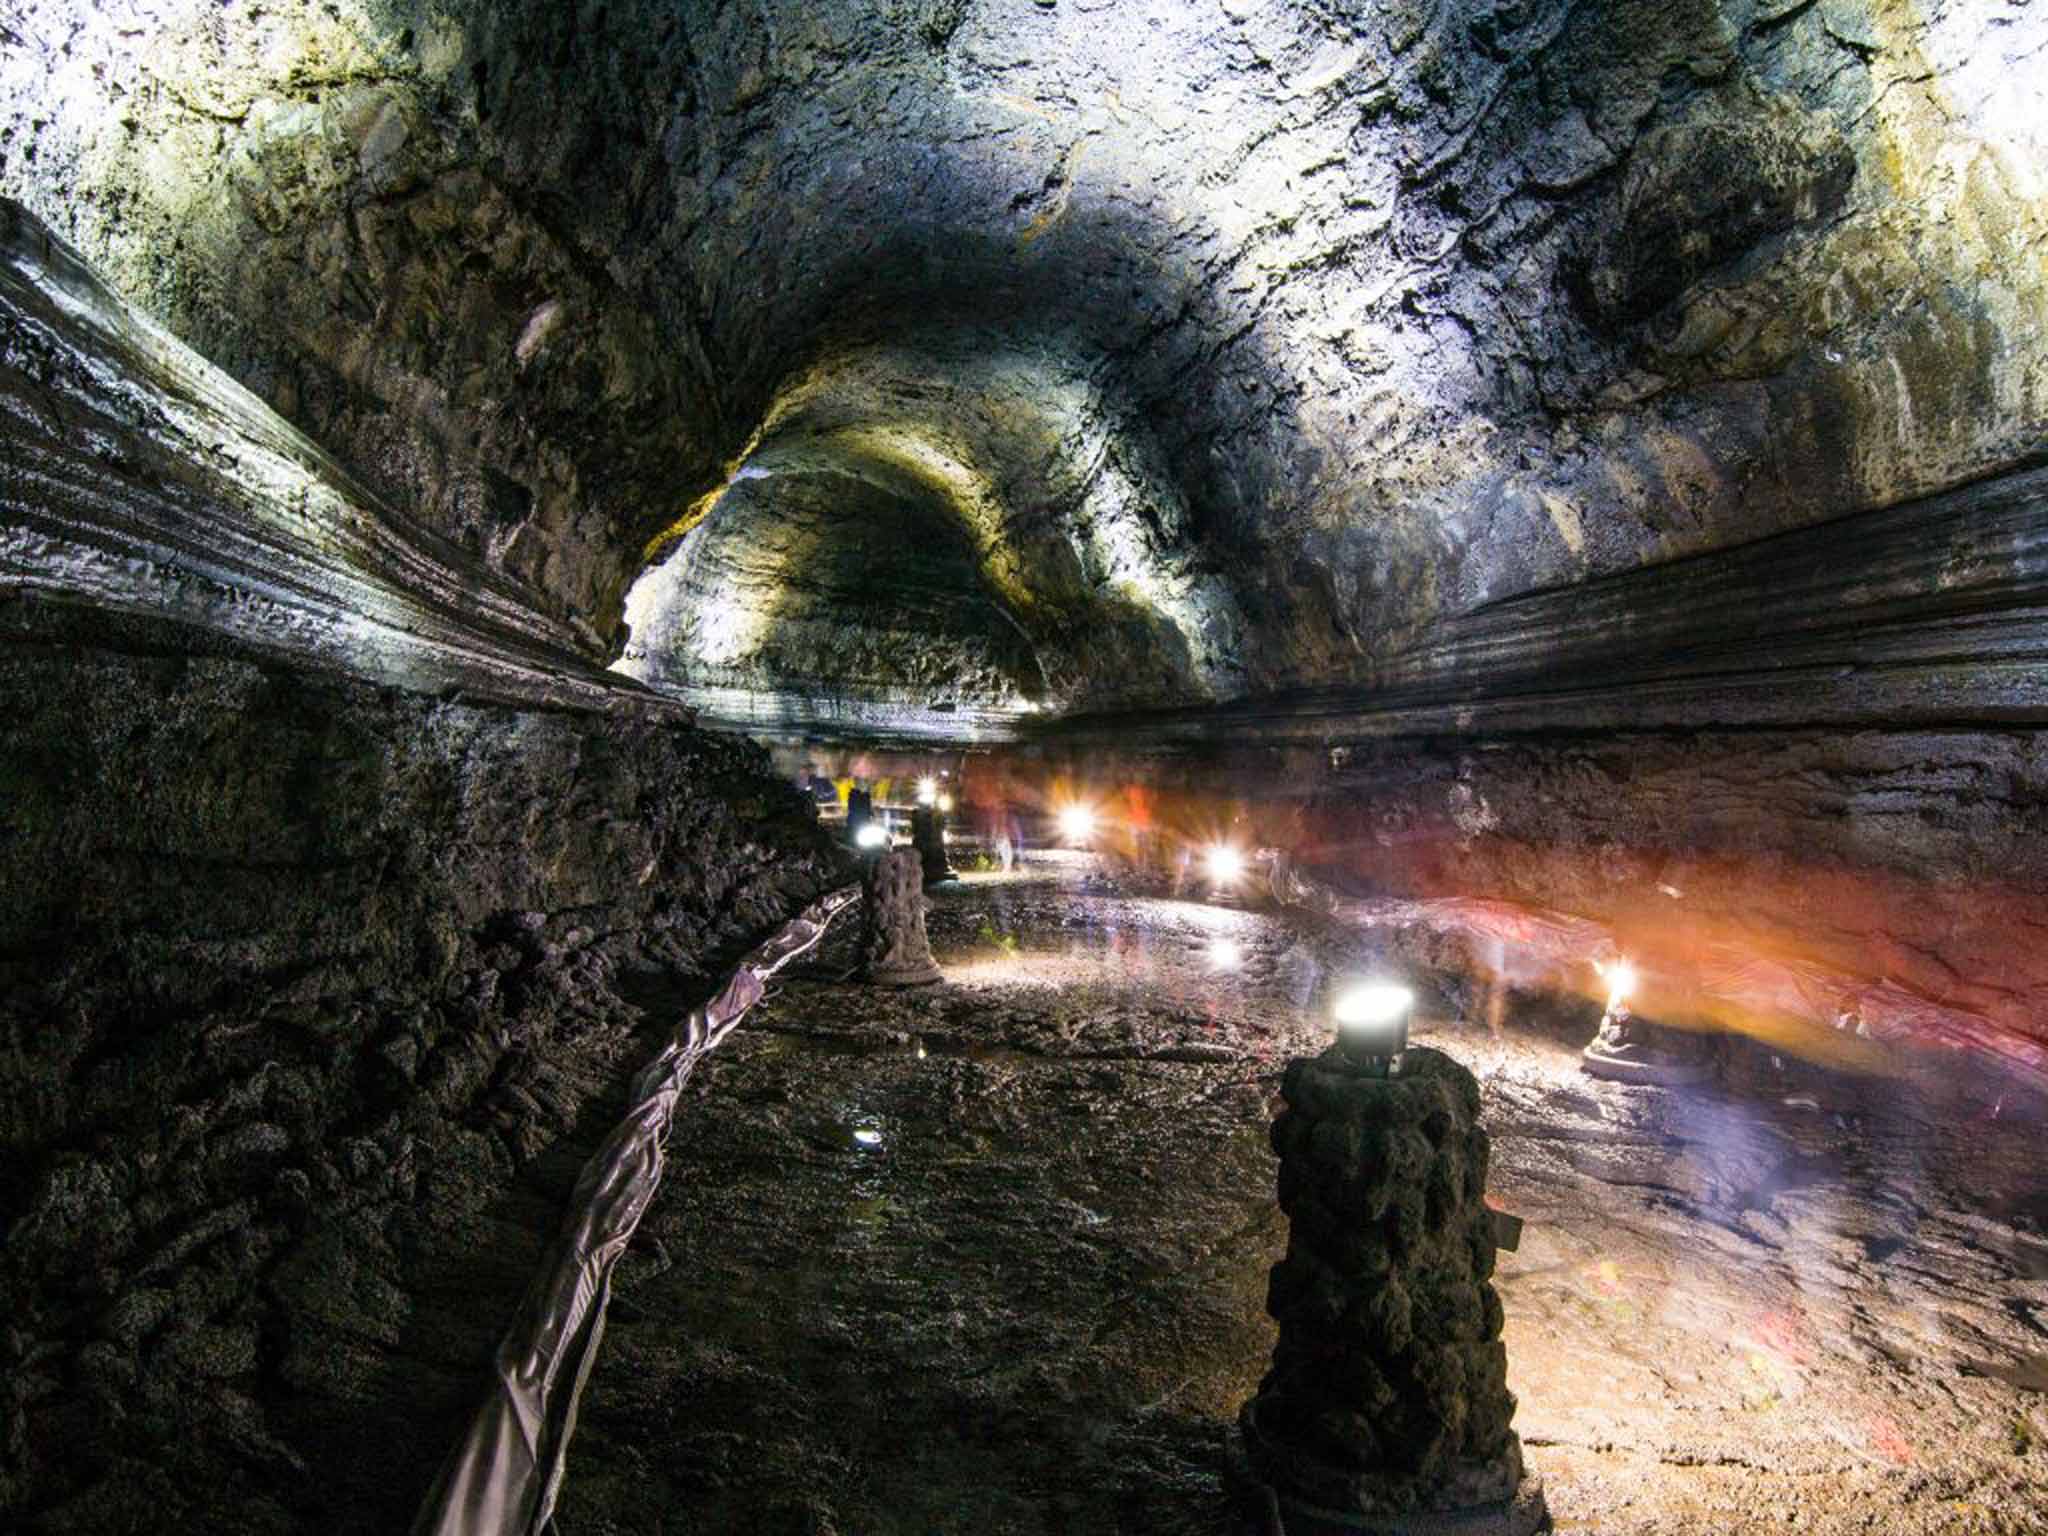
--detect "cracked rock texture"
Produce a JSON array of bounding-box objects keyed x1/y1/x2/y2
[
  {"x1": 1294, "y1": 727, "x2": 2048, "y2": 1060},
  {"x1": 0, "y1": 637, "x2": 843, "y2": 1530},
  {"x1": 1048, "y1": 724, "x2": 2048, "y2": 1064},
  {"x1": 4, "y1": 0, "x2": 2044, "y2": 718}
]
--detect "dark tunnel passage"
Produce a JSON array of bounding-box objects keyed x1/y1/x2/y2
[{"x1": 3, "y1": 0, "x2": 2048, "y2": 1533}]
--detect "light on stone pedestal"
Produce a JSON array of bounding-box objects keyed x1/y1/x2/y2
[
  {"x1": 1580, "y1": 957, "x2": 1706, "y2": 1087},
  {"x1": 859, "y1": 848, "x2": 943, "y2": 987},
  {"x1": 846, "y1": 783, "x2": 876, "y2": 843},
  {"x1": 1332, "y1": 982, "x2": 1413, "y2": 1078},
  {"x1": 911, "y1": 802, "x2": 955, "y2": 887},
  {"x1": 1237, "y1": 1030, "x2": 1549, "y2": 1535}
]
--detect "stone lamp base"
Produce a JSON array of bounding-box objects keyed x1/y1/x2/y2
[
  {"x1": 1580, "y1": 1008, "x2": 1708, "y2": 1087},
  {"x1": 1241, "y1": 1046, "x2": 1550, "y2": 1536},
  {"x1": 911, "y1": 806, "x2": 956, "y2": 887},
  {"x1": 1234, "y1": 1400, "x2": 1549, "y2": 1535},
  {"x1": 859, "y1": 848, "x2": 944, "y2": 987}
]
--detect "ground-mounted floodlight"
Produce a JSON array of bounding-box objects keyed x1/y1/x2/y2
[
  {"x1": 1205, "y1": 843, "x2": 1244, "y2": 884},
  {"x1": 1331, "y1": 980, "x2": 1413, "y2": 1077},
  {"x1": 1057, "y1": 803, "x2": 1097, "y2": 846}
]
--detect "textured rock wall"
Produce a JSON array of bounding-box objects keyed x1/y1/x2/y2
[
  {"x1": 616, "y1": 461, "x2": 1054, "y2": 734},
  {"x1": 0, "y1": 195, "x2": 639, "y2": 712},
  {"x1": 1300, "y1": 728, "x2": 2048, "y2": 1051},
  {"x1": 4, "y1": 0, "x2": 2043, "y2": 718},
  {"x1": 1031, "y1": 722, "x2": 2048, "y2": 1069},
  {"x1": 1034, "y1": 459, "x2": 2048, "y2": 742},
  {"x1": 0, "y1": 631, "x2": 843, "y2": 1531}
]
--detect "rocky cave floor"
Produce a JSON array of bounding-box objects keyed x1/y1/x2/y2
[{"x1": 530, "y1": 854, "x2": 2048, "y2": 1535}]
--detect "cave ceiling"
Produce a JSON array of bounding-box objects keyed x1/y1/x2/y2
[{"x1": 2, "y1": 0, "x2": 2044, "y2": 733}]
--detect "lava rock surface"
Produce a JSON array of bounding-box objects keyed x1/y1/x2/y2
[{"x1": 0, "y1": 637, "x2": 844, "y2": 1531}]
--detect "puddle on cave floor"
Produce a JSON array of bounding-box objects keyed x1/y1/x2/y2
[{"x1": 556, "y1": 856, "x2": 2048, "y2": 1535}]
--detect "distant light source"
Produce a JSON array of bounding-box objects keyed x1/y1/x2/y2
[
  {"x1": 1209, "y1": 937, "x2": 1243, "y2": 971},
  {"x1": 1600, "y1": 958, "x2": 1638, "y2": 1016},
  {"x1": 937, "y1": 793, "x2": 954, "y2": 814},
  {"x1": 852, "y1": 1125, "x2": 884, "y2": 1149},
  {"x1": 1206, "y1": 843, "x2": 1245, "y2": 886},
  {"x1": 916, "y1": 776, "x2": 938, "y2": 806},
  {"x1": 1058, "y1": 804, "x2": 1097, "y2": 844},
  {"x1": 855, "y1": 822, "x2": 888, "y2": 850},
  {"x1": 1332, "y1": 981, "x2": 1413, "y2": 1073}
]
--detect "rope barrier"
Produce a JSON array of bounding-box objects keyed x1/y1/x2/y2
[{"x1": 412, "y1": 884, "x2": 861, "y2": 1536}]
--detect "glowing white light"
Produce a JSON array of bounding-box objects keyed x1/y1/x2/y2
[
  {"x1": 1332, "y1": 982, "x2": 1414, "y2": 1058},
  {"x1": 1058, "y1": 804, "x2": 1097, "y2": 844},
  {"x1": 917, "y1": 777, "x2": 938, "y2": 805},
  {"x1": 852, "y1": 1126, "x2": 884, "y2": 1148},
  {"x1": 1601, "y1": 959, "x2": 1638, "y2": 1015},
  {"x1": 937, "y1": 793, "x2": 954, "y2": 814},
  {"x1": 1206, "y1": 843, "x2": 1245, "y2": 885},
  {"x1": 855, "y1": 822, "x2": 888, "y2": 849},
  {"x1": 1209, "y1": 937, "x2": 1242, "y2": 971}
]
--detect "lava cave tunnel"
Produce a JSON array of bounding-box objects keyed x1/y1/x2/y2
[{"x1": 4, "y1": 1, "x2": 2048, "y2": 1532}]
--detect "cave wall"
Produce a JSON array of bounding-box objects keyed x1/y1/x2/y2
[
  {"x1": 0, "y1": 181, "x2": 848, "y2": 1535},
  {"x1": 0, "y1": 195, "x2": 634, "y2": 712},
  {"x1": 1028, "y1": 718, "x2": 2048, "y2": 1078},
  {"x1": 4, "y1": 0, "x2": 2043, "y2": 714},
  {"x1": 0, "y1": 633, "x2": 843, "y2": 1531},
  {"x1": 1294, "y1": 727, "x2": 2048, "y2": 1068},
  {"x1": 615, "y1": 461, "x2": 1055, "y2": 735}
]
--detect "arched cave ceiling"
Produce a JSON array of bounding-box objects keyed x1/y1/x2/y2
[{"x1": 3, "y1": 0, "x2": 2044, "y2": 729}]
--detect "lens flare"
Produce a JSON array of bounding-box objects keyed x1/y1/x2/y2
[
  {"x1": 916, "y1": 776, "x2": 938, "y2": 805},
  {"x1": 1206, "y1": 843, "x2": 1245, "y2": 885},
  {"x1": 1058, "y1": 804, "x2": 1097, "y2": 843}
]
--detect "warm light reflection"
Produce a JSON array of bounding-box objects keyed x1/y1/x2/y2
[
  {"x1": 779, "y1": 744, "x2": 2047, "y2": 1082},
  {"x1": 1209, "y1": 937, "x2": 1242, "y2": 971},
  {"x1": 1058, "y1": 804, "x2": 1098, "y2": 844},
  {"x1": 1206, "y1": 843, "x2": 1245, "y2": 885}
]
